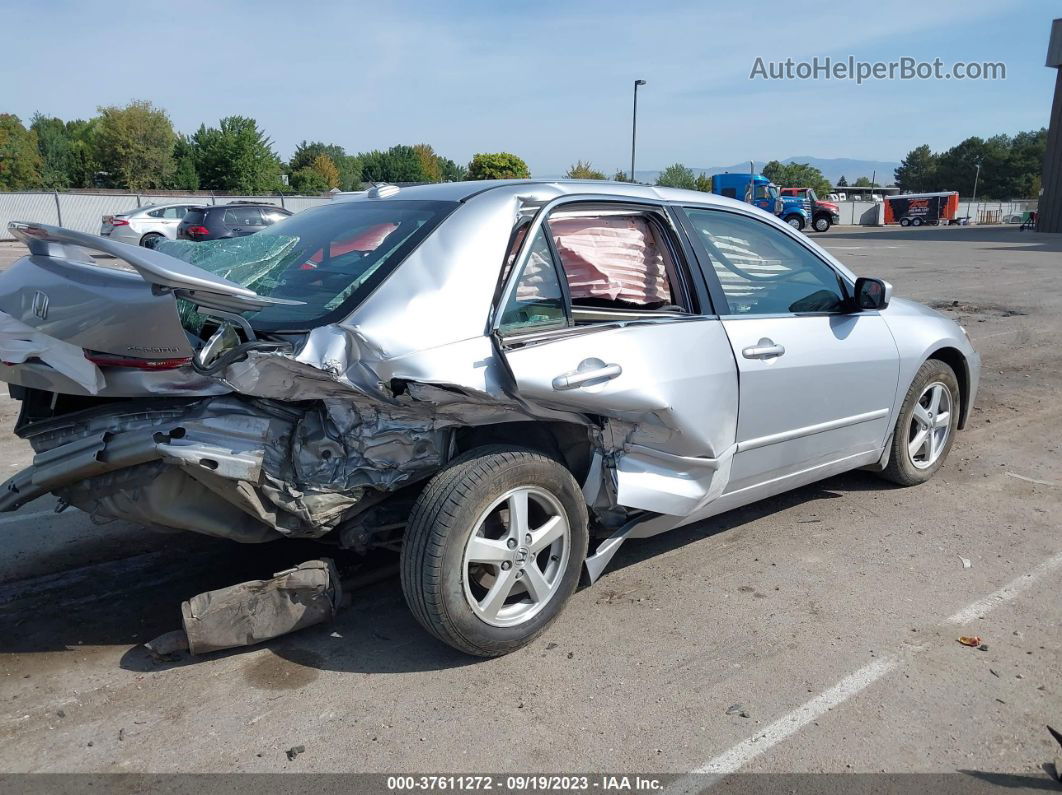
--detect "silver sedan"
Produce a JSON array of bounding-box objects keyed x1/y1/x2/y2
[
  {"x1": 100, "y1": 202, "x2": 201, "y2": 247},
  {"x1": 0, "y1": 180, "x2": 979, "y2": 656}
]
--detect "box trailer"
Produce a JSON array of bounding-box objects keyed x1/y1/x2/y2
[{"x1": 884, "y1": 192, "x2": 960, "y2": 226}]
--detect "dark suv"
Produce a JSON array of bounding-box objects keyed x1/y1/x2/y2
[{"x1": 176, "y1": 203, "x2": 292, "y2": 241}]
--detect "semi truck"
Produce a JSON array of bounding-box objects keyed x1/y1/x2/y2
[
  {"x1": 780, "y1": 187, "x2": 840, "y2": 232},
  {"x1": 883, "y1": 192, "x2": 960, "y2": 226},
  {"x1": 709, "y1": 173, "x2": 811, "y2": 231}
]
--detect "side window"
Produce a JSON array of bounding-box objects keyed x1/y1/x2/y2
[
  {"x1": 147, "y1": 208, "x2": 164, "y2": 218},
  {"x1": 546, "y1": 212, "x2": 681, "y2": 317},
  {"x1": 685, "y1": 208, "x2": 847, "y2": 315},
  {"x1": 223, "y1": 207, "x2": 264, "y2": 226},
  {"x1": 161, "y1": 206, "x2": 184, "y2": 219},
  {"x1": 497, "y1": 227, "x2": 567, "y2": 335}
]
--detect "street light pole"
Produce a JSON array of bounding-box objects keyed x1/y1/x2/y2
[
  {"x1": 971, "y1": 162, "x2": 982, "y2": 222},
  {"x1": 630, "y1": 79, "x2": 646, "y2": 183}
]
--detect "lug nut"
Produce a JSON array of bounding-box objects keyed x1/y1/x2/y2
[
  {"x1": 525, "y1": 533, "x2": 532, "y2": 544},
  {"x1": 515, "y1": 569, "x2": 524, "y2": 579},
  {"x1": 507, "y1": 538, "x2": 517, "y2": 549},
  {"x1": 501, "y1": 561, "x2": 512, "y2": 570}
]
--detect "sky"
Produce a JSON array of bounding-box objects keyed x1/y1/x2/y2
[{"x1": 3, "y1": 1, "x2": 1059, "y2": 175}]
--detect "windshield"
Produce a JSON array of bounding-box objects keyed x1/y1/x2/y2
[{"x1": 156, "y1": 199, "x2": 456, "y2": 331}]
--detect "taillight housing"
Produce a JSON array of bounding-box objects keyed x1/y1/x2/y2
[
  {"x1": 185, "y1": 225, "x2": 210, "y2": 238},
  {"x1": 84, "y1": 351, "x2": 191, "y2": 370},
  {"x1": 111, "y1": 218, "x2": 130, "y2": 227}
]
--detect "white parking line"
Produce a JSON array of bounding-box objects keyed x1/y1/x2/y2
[
  {"x1": 946, "y1": 549, "x2": 1062, "y2": 625},
  {"x1": 677, "y1": 551, "x2": 1062, "y2": 779},
  {"x1": 693, "y1": 656, "x2": 899, "y2": 775}
]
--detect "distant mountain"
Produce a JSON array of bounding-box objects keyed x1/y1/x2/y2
[{"x1": 628, "y1": 156, "x2": 900, "y2": 187}]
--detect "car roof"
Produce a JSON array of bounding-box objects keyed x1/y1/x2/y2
[
  {"x1": 124, "y1": 202, "x2": 204, "y2": 216},
  {"x1": 340, "y1": 179, "x2": 751, "y2": 210}
]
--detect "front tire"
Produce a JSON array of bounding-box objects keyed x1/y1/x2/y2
[
  {"x1": 812, "y1": 215, "x2": 831, "y2": 232},
  {"x1": 401, "y1": 446, "x2": 589, "y2": 657},
  {"x1": 880, "y1": 360, "x2": 960, "y2": 486}
]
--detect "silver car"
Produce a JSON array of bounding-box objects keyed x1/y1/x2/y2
[
  {"x1": 0, "y1": 180, "x2": 979, "y2": 656},
  {"x1": 101, "y1": 202, "x2": 202, "y2": 247}
]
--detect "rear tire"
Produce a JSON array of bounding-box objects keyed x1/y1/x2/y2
[
  {"x1": 911, "y1": 218, "x2": 923, "y2": 227},
  {"x1": 784, "y1": 214, "x2": 805, "y2": 231},
  {"x1": 899, "y1": 218, "x2": 911, "y2": 227},
  {"x1": 880, "y1": 359, "x2": 960, "y2": 486},
  {"x1": 401, "y1": 446, "x2": 589, "y2": 657},
  {"x1": 140, "y1": 232, "x2": 164, "y2": 249}
]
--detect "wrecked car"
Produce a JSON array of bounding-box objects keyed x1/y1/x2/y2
[{"x1": 0, "y1": 180, "x2": 980, "y2": 656}]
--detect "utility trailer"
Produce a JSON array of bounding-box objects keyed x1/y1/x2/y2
[{"x1": 884, "y1": 192, "x2": 960, "y2": 226}]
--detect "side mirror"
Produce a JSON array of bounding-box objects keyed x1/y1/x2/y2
[{"x1": 853, "y1": 277, "x2": 892, "y2": 310}]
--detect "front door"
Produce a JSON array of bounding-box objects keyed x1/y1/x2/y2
[{"x1": 679, "y1": 206, "x2": 900, "y2": 494}]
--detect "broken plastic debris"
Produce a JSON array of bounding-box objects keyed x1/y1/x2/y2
[
  {"x1": 957, "y1": 636, "x2": 982, "y2": 647},
  {"x1": 144, "y1": 629, "x2": 190, "y2": 659},
  {"x1": 959, "y1": 557, "x2": 972, "y2": 569},
  {"x1": 181, "y1": 559, "x2": 342, "y2": 655}
]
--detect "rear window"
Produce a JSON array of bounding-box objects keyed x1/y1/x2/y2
[
  {"x1": 157, "y1": 200, "x2": 456, "y2": 331},
  {"x1": 182, "y1": 208, "x2": 206, "y2": 224}
]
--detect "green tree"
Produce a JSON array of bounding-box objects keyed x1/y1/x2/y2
[
  {"x1": 93, "y1": 100, "x2": 175, "y2": 190},
  {"x1": 466, "y1": 152, "x2": 531, "y2": 180},
  {"x1": 169, "y1": 135, "x2": 199, "y2": 190},
  {"x1": 310, "y1": 154, "x2": 340, "y2": 189},
  {"x1": 837, "y1": 175, "x2": 848, "y2": 187},
  {"x1": 894, "y1": 145, "x2": 938, "y2": 193},
  {"x1": 438, "y1": 157, "x2": 466, "y2": 182},
  {"x1": 65, "y1": 118, "x2": 100, "y2": 188},
  {"x1": 192, "y1": 116, "x2": 282, "y2": 193},
  {"x1": 655, "y1": 163, "x2": 697, "y2": 189},
  {"x1": 30, "y1": 113, "x2": 72, "y2": 189},
  {"x1": 694, "y1": 173, "x2": 713, "y2": 193},
  {"x1": 853, "y1": 176, "x2": 878, "y2": 188},
  {"x1": 612, "y1": 169, "x2": 631, "y2": 182},
  {"x1": 289, "y1": 166, "x2": 329, "y2": 194},
  {"x1": 360, "y1": 145, "x2": 432, "y2": 182},
  {"x1": 290, "y1": 140, "x2": 360, "y2": 190},
  {"x1": 565, "y1": 160, "x2": 606, "y2": 179},
  {"x1": 0, "y1": 114, "x2": 43, "y2": 190},
  {"x1": 1007, "y1": 129, "x2": 1047, "y2": 199},
  {"x1": 412, "y1": 143, "x2": 443, "y2": 182},
  {"x1": 762, "y1": 160, "x2": 831, "y2": 196}
]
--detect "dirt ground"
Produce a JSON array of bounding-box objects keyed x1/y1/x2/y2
[{"x1": 0, "y1": 227, "x2": 1059, "y2": 781}]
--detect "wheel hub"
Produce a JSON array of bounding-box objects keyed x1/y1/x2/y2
[{"x1": 461, "y1": 486, "x2": 571, "y2": 628}]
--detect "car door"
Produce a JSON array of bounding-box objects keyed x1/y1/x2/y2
[
  {"x1": 494, "y1": 199, "x2": 739, "y2": 518},
  {"x1": 678, "y1": 206, "x2": 900, "y2": 495}
]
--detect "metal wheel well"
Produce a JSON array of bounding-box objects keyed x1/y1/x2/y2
[
  {"x1": 928, "y1": 347, "x2": 970, "y2": 429},
  {"x1": 453, "y1": 421, "x2": 594, "y2": 484}
]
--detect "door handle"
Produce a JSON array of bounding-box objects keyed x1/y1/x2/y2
[
  {"x1": 552, "y1": 361, "x2": 623, "y2": 390},
  {"x1": 742, "y1": 338, "x2": 786, "y2": 359}
]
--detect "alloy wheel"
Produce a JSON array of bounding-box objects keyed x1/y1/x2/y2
[
  {"x1": 462, "y1": 486, "x2": 571, "y2": 628},
  {"x1": 907, "y1": 381, "x2": 952, "y2": 469}
]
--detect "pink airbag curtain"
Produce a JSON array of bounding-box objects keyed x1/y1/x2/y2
[{"x1": 549, "y1": 216, "x2": 671, "y2": 305}]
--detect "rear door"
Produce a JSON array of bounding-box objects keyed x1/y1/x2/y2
[
  {"x1": 494, "y1": 198, "x2": 739, "y2": 518},
  {"x1": 677, "y1": 206, "x2": 899, "y2": 495},
  {"x1": 223, "y1": 206, "x2": 265, "y2": 236}
]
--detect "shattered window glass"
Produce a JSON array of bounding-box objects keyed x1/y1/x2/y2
[
  {"x1": 498, "y1": 227, "x2": 568, "y2": 335},
  {"x1": 155, "y1": 200, "x2": 456, "y2": 331}
]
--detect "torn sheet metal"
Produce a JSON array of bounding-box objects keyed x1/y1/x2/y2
[
  {"x1": 0, "y1": 311, "x2": 104, "y2": 394},
  {"x1": 181, "y1": 559, "x2": 342, "y2": 655}
]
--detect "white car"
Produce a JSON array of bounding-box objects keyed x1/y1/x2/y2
[{"x1": 100, "y1": 203, "x2": 202, "y2": 248}]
